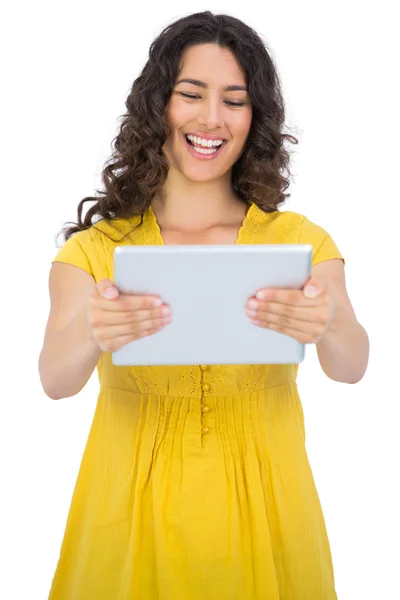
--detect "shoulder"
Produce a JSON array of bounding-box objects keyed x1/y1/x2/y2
[
  {"x1": 252, "y1": 204, "x2": 332, "y2": 240},
  {"x1": 250, "y1": 204, "x2": 343, "y2": 264},
  {"x1": 250, "y1": 204, "x2": 304, "y2": 228},
  {"x1": 63, "y1": 214, "x2": 144, "y2": 247},
  {"x1": 248, "y1": 204, "x2": 305, "y2": 243},
  {"x1": 91, "y1": 215, "x2": 141, "y2": 240}
]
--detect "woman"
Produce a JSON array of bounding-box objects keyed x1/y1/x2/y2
[{"x1": 39, "y1": 11, "x2": 369, "y2": 600}]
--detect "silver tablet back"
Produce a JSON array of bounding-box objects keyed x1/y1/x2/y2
[{"x1": 112, "y1": 244, "x2": 312, "y2": 366}]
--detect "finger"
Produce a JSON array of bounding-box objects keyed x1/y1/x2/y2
[
  {"x1": 98, "y1": 314, "x2": 172, "y2": 341},
  {"x1": 250, "y1": 314, "x2": 324, "y2": 343},
  {"x1": 94, "y1": 305, "x2": 171, "y2": 326},
  {"x1": 96, "y1": 279, "x2": 120, "y2": 300},
  {"x1": 93, "y1": 293, "x2": 164, "y2": 313},
  {"x1": 254, "y1": 301, "x2": 328, "y2": 325},
  {"x1": 255, "y1": 288, "x2": 322, "y2": 307},
  {"x1": 101, "y1": 324, "x2": 166, "y2": 352}
]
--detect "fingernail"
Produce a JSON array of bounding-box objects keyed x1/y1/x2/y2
[
  {"x1": 304, "y1": 286, "x2": 317, "y2": 298},
  {"x1": 104, "y1": 287, "x2": 117, "y2": 298},
  {"x1": 256, "y1": 291, "x2": 266, "y2": 300}
]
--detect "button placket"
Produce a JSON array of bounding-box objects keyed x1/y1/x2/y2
[{"x1": 199, "y1": 365, "x2": 211, "y2": 435}]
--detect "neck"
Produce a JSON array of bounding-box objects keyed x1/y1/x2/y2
[{"x1": 151, "y1": 168, "x2": 247, "y2": 230}]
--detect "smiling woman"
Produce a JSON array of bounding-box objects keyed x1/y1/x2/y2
[
  {"x1": 56, "y1": 11, "x2": 297, "y2": 244},
  {"x1": 42, "y1": 9, "x2": 368, "y2": 600}
]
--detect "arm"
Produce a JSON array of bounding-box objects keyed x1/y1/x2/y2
[
  {"x1": 38, "y1": 262, "x2": 102, "y2": 400},
  {"x1": 313, "y1": 259, "x2": 369, "y2": 384}
]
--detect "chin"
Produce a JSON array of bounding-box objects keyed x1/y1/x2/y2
[
  {"x1": 181, "y1": 168, "x2": 226, "y2": 183},
  {"x1": 179, "y1": 157, "x2": 232, "y2": 180}
]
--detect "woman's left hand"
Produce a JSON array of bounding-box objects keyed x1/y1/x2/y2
[{"x1": 245, "y1": 275, "x2": 336, "y2": 344}]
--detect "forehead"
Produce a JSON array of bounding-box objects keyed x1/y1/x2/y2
[{"x1": 178, "y1": 44, "x2": 246, "y2": 85}]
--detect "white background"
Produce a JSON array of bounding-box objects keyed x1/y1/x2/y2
[{"x1": 1, "y1": 1, "x2": 399, "y2": 598}]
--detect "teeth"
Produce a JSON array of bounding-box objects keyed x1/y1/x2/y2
[
  {"x1": 191, "y1": 146, "x2": 218, "y2": 155},
  {"x1": 186, "y1": 134, "x2": 224, "y2": 148}
]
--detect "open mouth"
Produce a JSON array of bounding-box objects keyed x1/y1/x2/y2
[{"x1": 184, "y1": 134, "x2": 227, "y2": 156}]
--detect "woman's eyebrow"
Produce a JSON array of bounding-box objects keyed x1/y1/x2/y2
[{"x1": 176, "y1": 78, "x2": 248, "y2": 92}]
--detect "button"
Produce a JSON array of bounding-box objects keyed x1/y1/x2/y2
[
  {"x1": 201, "y1": 426, "x2": 210, "y2": 434},
  {"x1": 201, "y1": 405, "x2": 210, "y2": 413},
  {"x1": 202, "y1": 383, "x2": 210, "y2": 392},
  {"x1": 200, "y1": 364, "x2": 208, "y2": 371}
]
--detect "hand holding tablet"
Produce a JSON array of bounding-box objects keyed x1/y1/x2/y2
[
  {"x1": 111, "y1": 244, "x2": 312, "y2": 366},
  {"x1": 85, "y1": 278, "x2": 173, "y2": 353}
]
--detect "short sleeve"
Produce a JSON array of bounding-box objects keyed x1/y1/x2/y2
[
  {"x1": 52, "y1": 229, "x2": 94, "y2": 276},
  {"x1": 299, "y1": 216, "x2": 345, "y2": 266}
]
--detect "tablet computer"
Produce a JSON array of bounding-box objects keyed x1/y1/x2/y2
[{"x1": 112, "y1": 244, "x2": 312, "y2": 366}]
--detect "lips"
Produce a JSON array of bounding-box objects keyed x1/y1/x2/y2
[{"x1": 183, "y1": 133, "x2": 227, "y2": 160}]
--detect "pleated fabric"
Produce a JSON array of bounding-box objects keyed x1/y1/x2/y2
[{"x1": 49, "y1": 202, "x2": 344, "y2": 599}]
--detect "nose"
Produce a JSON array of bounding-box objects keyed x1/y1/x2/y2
[{"x1": 197, "y1": 97, "x2": 225, "y2": 130}]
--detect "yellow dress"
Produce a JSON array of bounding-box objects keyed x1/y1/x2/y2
[{"x1": 49, "y1": 202, "x2": 344, "y2": 599}]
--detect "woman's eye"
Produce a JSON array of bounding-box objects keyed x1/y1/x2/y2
[
  {"x1": 179, "y1": 93, "x2": 200, "y2": 100},
  {"x1": 178, "y1": 92, "x2": 245, "y2": 107}
]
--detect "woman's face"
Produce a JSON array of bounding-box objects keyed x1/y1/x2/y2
[{"x1": 162, "y1": 43, "x2": 253, "y2": 183}]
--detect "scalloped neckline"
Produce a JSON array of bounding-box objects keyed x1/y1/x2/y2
[{"x1": 147, "y1": 201, "x2": 256, "y2": 246}]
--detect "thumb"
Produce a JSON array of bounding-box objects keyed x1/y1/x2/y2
[
  {"x1": 303, "y1": 276, "x2": 323, "y2": 299},
  {"x1": 97, "y1": 279, "x2": 119, "y2": 300}
]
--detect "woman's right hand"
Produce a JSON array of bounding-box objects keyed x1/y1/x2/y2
[{"x1": 86, "y1": 278, "x2": 172, "y2": 352}]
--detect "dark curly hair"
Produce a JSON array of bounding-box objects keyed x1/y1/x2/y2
[{"x1": 58, "y1": 11, "x2": 298, "y2": 244}]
